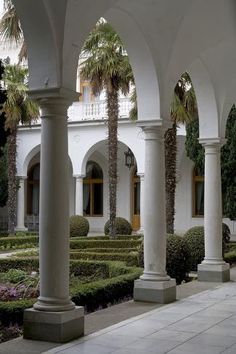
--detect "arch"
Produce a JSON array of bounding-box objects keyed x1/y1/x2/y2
[
  {"x1": 104, "y1": 7, "x2": 160, "y2": 120},
  {"x1": 188, "y1": 59, "x2": 219, "y2": 139},
  {"x1": 80, "y1": 139, "x2": 141, "y2": 176},
  {"x1": 22, "y1": 144, "x2": 41, "y2": 177}
]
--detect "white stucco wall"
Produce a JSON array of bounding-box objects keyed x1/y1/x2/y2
[{"x1": 175, "y1": 135, "x2": 236, "y2": 236}]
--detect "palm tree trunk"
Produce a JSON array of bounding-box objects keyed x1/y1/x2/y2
[
  {"x1": 107, "y1": 89, "x2": 119, "y2": 238},
  {"x1": 164, "y1": 120, "x2": 177, "y2": 234},
  {"x1": 7, "y1": 130, "x2": 17, "y2": 234}
]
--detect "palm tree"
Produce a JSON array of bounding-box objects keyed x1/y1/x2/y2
[
  {"x1": 0, "y1": 0, "x2": 27, "y2": 62},
  {"x1": 165, "y1": 73, "x2": 197, "y2": 234},
  {"x1": 1, "y1": 64, "x2": 39, "y2": 234},
  {"x1": 80, "y1": 20, "x2": 133, "y2": 238}
]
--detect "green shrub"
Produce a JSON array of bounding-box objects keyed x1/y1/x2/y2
[
  {"x1": 166, "y1": 235, "x2": 191, "y2": 284},
  {"x1": 71, "y1": 267, "x2": 142, "y2": 313},
  {"x1": 0, "y1": 236, "x2": 39, "y2": 250},
  {"x1": 138, "y1": 235, "x2": 191, "y2": 284},
  {"x1": 0, "y1": 261, "x2": 141, "y2": 325},
  {"x1": 0, "y1": 299, "x2": 35, "y2": 326},
  {"x1": 222, "y1": 223, "x2": 231, "y2": 253},
  {"x1": 183, "y1": 227, "x2": 205, "y2": 271},
  {"x1": 70, "y1": 239, "x2": 141, "y2": 250},
  {"x1": 1, "y1": 269, "x2": 27, "y2": 284},
  {"x1": 224, "y1": 250, "x2": 236, "y2": 265},
  {"x1": 70, "y1": 215, "x2": 89, "y2": 237},
  {"x1": 70, "y1": 251, "x2": 139, "y2": 266},
  {"x1": 0, "y1": 258, "x2": 39, "y2": 273},
  {"x1": 104, "y1": 217, "x2": 132, "y2": 235},
  {"x1": 183, "y1": 223, "x2": 230, "y2": 271}
]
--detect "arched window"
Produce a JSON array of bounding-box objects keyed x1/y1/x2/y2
[
  {"x1": 83, "y1": 161, "x2": 103, "y2": 216},
  {"x1": 193, "y1": 166, "x2": 204, "y2": 216},
  {"x1": 27, "y1": 163, "x2": 40, "y2": 215}
]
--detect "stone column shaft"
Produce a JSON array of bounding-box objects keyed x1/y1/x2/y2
[
  {"x1": 141, "y1": 127, "x2": 168, "y2": 280},
  {"x1": 33, "y1": 98, "x2": 74, "y2": 312},
  {"x1": 198, "y1": 138, "x2": 230, "y2": 282},
  {"x1": 75, "y1": 175, "x2": 84, "y2": 215},
  {"x1": 15, "y1": 177, "x2": 27, "y2": 231},
  {"x1": 134, "y1": 122, "x2": 176, "y2": 304}
]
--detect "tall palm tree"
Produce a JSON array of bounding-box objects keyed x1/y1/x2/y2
[
  {"x1": 80, "y1": 20, "x2": 133, "y2": 238},
  {"x1": 1, "y1": 64, "x2": 39, "y2": 234},
  {"x1": 165, "y1": 73, "x2": 197, "y2": 234},
  {"x1": 0, "y1": 0, "x2": 27, "y2": 62}
]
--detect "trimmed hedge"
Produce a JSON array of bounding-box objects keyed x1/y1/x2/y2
[
  {"x1": 73, "y1": 248, "x2": 138, "y2": 254},
  {"x1": 0, "y1": 258, "x2": 39, "y2": 272},
  {"x1": 0, "y1": 299, "x2": 35, "y2": 326},
  {"x1": 69, "y1": 251, "x2": 139, "y2": 266},
  {"x1": 71, "y1": 267, "x2": 142, "y2": 313},
  {"x1": 0, "y1": 236, "x2": 39, "y2": 250},
  {"x1": 70, "y1": 215, "x2": 89, "y2": 237},
  {"x1": 0, "y1": 260, "x2": 141, "y2": 325},
  {"x1": 104, "y1": 217, "x2": 132, "y2": 235},
  {"x1": 70, "y1": 239, "x2": 142, "y2": 250}
]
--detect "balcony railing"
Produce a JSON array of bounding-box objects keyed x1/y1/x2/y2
[{"x1": 68, "y1": 97, "x2": 132, "y2": 121}]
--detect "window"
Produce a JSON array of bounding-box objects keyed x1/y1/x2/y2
[
  {"x1": 83, "y1": 161, "x2": 103, "y2": 216},
  {"x1": 193, "y1": 167, "x2": 204, "y2": 216},
  {"x1": 27, "y1": 163, "x2": 40, "y2": 215}
]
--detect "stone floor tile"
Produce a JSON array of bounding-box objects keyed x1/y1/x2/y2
[
  {"x1": 112, "y1": 338, "x2": 180, "y2": 354},
  {"x1": 187, "y1": 333, "x2": 236, "y2": 349},
  {"x1": 146, "y1": 328, "x2": 196, "y2": 342},
  {"x1": 58, "y1": 342, "x2": 116, "y2": 354},
  {"x1": 167, "y1": 342, "x2": 225, "y2": 354}
]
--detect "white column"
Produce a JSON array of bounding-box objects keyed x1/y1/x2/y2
[
  {"x1": 15, "y1": 176, "x2": 28, "y2": 231},
  {"x1": 137, "y1": 173, "x2": 144, "y2": 233},
  {"x1": 198, "y1": 138, "x2": 230, "y2": 282},
  {"x1": 24, "y1": 94, "x2": 84, "y2": 343},
  {"x1": 134, "y1": 122, "x2": 176, "y2": 303},
  {"x1": 33, "y1": 98, "x2": 74, "y2": 312},
  {"x1": 74, "y1": 174, "x2": 84, "y2": 215}
]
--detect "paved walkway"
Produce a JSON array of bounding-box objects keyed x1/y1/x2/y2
[{"x1": 1, "y1": 268, "x2": 236, "y2": 353}]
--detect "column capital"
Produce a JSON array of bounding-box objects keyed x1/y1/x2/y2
[
  {"x1": 199, "y1": 137, "x2": 226, "y2": 148},
  {"x1": 137, "y1": 120, "x2": 164, "y2": 140},
  {"x1": 29, "y1": 87, "x2": 79, "y2": 102},
  {"x1": 74, "y1": 174, "x2": 85, "y2": 179}
]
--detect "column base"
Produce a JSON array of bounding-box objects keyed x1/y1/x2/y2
[
  {"x1": 15, "y1": 226, "x2": 28, "y2": 232},
  {"x1": 198, "y1": 262, "x2": 230, "y2": 282},
  {"x1": 23, "y1": 306, "x2": 84, "y2": 343},
  {"x1": 134, "y1": 279, "x2": 176, "y2": 304}
]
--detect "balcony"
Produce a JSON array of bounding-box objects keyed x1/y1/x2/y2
[{"x1": 68, "y1": 97, "x2": 133, "y2": 122}]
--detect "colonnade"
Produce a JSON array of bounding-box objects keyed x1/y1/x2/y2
[{"x1": 14, "y1": 96, "x2": 229, "y2": 342}]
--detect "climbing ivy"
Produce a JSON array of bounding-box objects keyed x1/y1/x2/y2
[{"x1": 185, "y1": 105, "x2": 236, "y2": 220}]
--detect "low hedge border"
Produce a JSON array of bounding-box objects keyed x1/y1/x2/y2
[
  {"x1": 70, "y1": 248, "x2": 138, "y2": 254},
  {"x1": 70, "y1": 239, "x2": 142, "y2": 250},
  {"x1": 71, "y1": 267, "x2": 142, "y2": 313},
  {"x1": 69, "y1": 251, "x2": 139, "y2": 266},
  {"x1": 0, "y1": 236, "x2": 39, "y2": 250},
  {"x1": 0, "y1": 261, "x2": 141, "y2": 326},
  {"x1": 0, "y1": 236, "x2": 143, "y2": 251}
]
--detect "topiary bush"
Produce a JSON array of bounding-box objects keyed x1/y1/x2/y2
[
  {"x1": 183, "y1": 226, "x2": 205, "y2": 272},
  {"x1": 137, "y1": 234, "x2": 191, "y2": 284},
  {"x1": 183, "y1": 223, "x2": 231, "y2": 271},
  {"x1": 104, "y1": 217, "x2": 132, "y2": 236},
  {"x1": 70, "y1": 215, "x2": 89, "y2": 237}
]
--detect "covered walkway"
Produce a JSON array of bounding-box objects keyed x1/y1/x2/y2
[{"x1": 1, "y1": 268, "x2": 236, "y2": 354}]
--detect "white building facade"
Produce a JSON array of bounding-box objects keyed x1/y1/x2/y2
[{"x1": 1, "y1": 0, "x2": 236, "y2": 342}]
